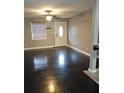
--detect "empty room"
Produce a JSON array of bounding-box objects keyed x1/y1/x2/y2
[{"x1": 24, "y1": 0, "x2": 99, "y2": 93}]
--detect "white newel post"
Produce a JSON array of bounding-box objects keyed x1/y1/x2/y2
[{"x1": 88, "y1": 0, "x2": 99, "y2": 73}]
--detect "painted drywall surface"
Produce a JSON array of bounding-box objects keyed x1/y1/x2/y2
[
  {"x1": 68, "y1": 10, "x2": 92, "y2": 53},
  {"x1": 24, "y1": 18, "x2": 67, "y2": 48}
]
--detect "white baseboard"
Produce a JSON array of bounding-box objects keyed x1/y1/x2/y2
[
  {"x1": 24, "y1": 46, "x2": 54, "y2": 50},
  {"x1": 67, "y1": 44, "x2": 90, "y2": 56},
  {"x1": 24, "y1": 45, "x2": 90, "y2": 57}
]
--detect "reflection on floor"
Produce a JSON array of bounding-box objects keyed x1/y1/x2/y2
[
  {"x1": 84, "y1": 69, "x2": 99, "y2": 84},
  {"x1": 25, "y1": 47, "x2": 99, "y2": 93}
]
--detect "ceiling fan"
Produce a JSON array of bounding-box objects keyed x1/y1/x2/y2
[{"x1": 42, "y1": 10, "x2": 61, "y2": 22}]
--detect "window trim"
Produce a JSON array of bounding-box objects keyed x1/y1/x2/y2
[{"x1": 31, "y1": 22, "x2": 47, "y2": 40}]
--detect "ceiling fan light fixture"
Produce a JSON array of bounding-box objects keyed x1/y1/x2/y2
[{"x1": 46, "y1": 15, "x2": 53, "y2": 21}]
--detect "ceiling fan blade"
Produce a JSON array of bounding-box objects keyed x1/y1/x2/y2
[
  {"x1": 52, "y1": 15, "x2": 61, "y2": 19},
  {"x1": 41, "y1": 10, "x2": 62, "y2": 20},
  {"x1": 53, "y1": 17, "x2": 61, "y2": 19}
]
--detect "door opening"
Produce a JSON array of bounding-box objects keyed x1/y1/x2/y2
[{"x1": 54, "y1": 22, "x2": 67, "y2": 47}]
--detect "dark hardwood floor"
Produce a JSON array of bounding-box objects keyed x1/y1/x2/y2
[{"x1": 24, "y1": 47, "x2": 99, "y2": 93}]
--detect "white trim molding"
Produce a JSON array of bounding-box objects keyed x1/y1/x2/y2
[
  {"x1": 88, "y1": 68, "x2": 97, "y2": 73},
  {"x1": 25, "y1": 45, "x2": 90, "y2": 57},
  {"x1": 24, "y1": 46, "x2": 54, "y2": 50},
  {"x1": 67, "y1": 44, "x2": 90, "y2": 57}
]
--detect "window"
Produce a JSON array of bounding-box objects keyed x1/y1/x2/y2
[
  {"x1": 59, "y1": 26, "x2": 64, "y2": 37},
  {"x1": 31, "y1": 22, "x2": 47, "y2": 40}
]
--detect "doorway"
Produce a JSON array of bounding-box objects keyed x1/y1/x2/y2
[{"x1": 54, "y1": 22, "x2": 67, "y2": 47}]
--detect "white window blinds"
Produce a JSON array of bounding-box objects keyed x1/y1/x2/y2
[{"x1": 31, "y1": 22, "x2": 47, "y2": 40}]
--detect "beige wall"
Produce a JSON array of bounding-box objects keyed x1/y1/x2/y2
[
  {"x1": 24, "y1": 18, "x2": 67, "y2": 48},
  {"x1": 24, "y1": 10, "x2": 92, "y2": 53},
  {"x1": 68, "y1": 10, "x2": 92, "y2": 53}
]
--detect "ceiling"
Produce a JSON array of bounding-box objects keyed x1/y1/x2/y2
[{"x1": 24, "y1": 0, "x2": 94, "y2": 18}]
